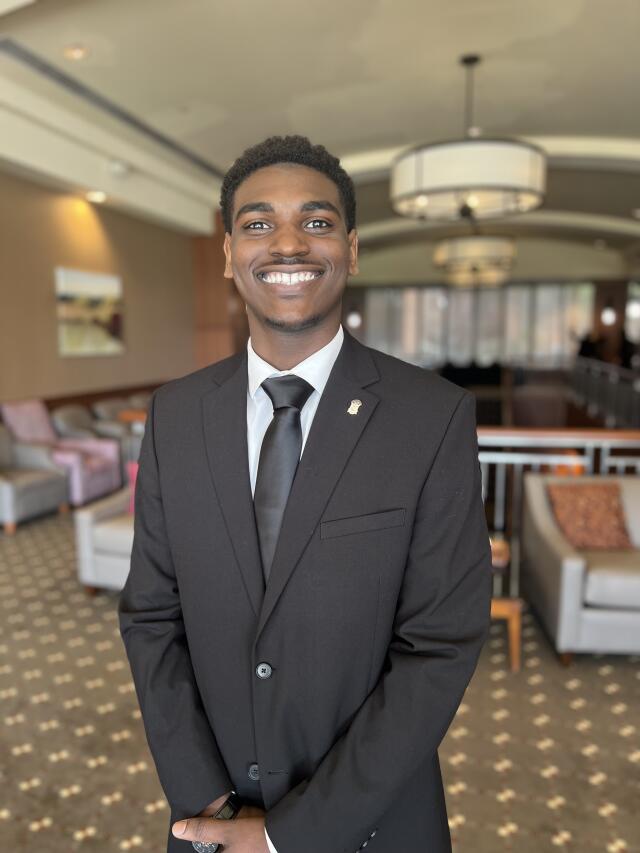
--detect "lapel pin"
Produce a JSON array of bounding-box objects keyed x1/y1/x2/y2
[{"x1": 347, "y1": 399, "x2": 363, "y2": 415}]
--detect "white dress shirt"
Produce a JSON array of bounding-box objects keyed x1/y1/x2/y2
[
  {"x1": 246, "y1": 324, "x2": 345, "y2": 497},
  {"x1": 245, "y1": 323, "x2": 344, "y2": 853}
]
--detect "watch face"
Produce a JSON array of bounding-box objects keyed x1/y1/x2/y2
[
  {"x1": 216, "y1": 803, "x2": 236, "y2": 820},
  {"x1": 192, "y1": 843, "x2": 219, "y2": 853}
]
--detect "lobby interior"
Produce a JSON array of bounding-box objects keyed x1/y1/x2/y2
[{"x1": 0, "y1": 1, "x2": 639, "y2": 851}]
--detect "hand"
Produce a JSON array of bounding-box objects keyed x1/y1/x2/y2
[{"x1": 172, "y1": 804, "x2": 269, "y2": 852}]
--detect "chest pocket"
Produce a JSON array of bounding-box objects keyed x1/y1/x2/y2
[{"x1": 320, "y1": 507, "x2": 406, "y2": 540}]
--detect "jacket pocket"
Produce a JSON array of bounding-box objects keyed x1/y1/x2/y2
[{"x1": 320, "y1": 507, "x2": 406, "y2": 540}]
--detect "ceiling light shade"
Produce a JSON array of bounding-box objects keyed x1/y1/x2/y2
[
  {"x1": 434, "y1": 236, "x2": 516, "y2": 288},
  {"x1": 391, "y1": 54, "x2": 547, "y2": 222},
  {"x1": 391, "y1": 138, "x2": 546, "y2": 220}
]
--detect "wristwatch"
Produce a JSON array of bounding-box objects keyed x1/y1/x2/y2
[{"x1": 192, "y1": 791, "x2": 243, "y2": 853}]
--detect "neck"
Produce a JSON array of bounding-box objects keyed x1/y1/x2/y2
[{"x1": 249, "y1": 318, "x2": 341, "y2": 371}]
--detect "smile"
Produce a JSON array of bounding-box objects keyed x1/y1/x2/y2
[{"x1": 257, "y1": 271, "x2": 323, "y2": 285}]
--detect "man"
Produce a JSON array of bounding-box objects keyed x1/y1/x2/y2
[{"x1": 118, "y1": 135, "x2": 493, "y2": 853}]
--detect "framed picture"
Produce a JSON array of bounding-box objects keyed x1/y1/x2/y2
[{"x1": 54, "y1": 268, "x2": 125, "y2": 357}]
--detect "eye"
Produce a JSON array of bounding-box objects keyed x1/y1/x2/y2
[
  {"x1": 305, "y1": 218, "x2": 331, "y2": 230},
  {"x1": 243, "y1": 220, "x2": 270, "y2": 230}
]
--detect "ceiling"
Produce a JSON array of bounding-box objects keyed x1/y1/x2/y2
[{"x1": 1, "y1": 0, "x2": 640, "y2": 278}]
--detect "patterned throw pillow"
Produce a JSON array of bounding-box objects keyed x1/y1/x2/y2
[{"x1": 546, "y1": 482, "x2": 633, "y2": 550}]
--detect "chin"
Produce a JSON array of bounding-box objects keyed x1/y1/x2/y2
[{"x1": 261, "y1": 312, "x2": 324, "y2": 333}]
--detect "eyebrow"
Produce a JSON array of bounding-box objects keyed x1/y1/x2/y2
[
  {"x1": 300, "y1": 200, "x2": 342, "y2": 218},
  {"x1": 234, "y1": 202, "x2": 274, "y2": 221},
  {"x1": 234, "y1": 199, "x2": 343, "y2": 222}
]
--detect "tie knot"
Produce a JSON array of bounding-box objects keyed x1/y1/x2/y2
[{"x1": 261, "y1": 374, "x2": 314, "y2": 412}]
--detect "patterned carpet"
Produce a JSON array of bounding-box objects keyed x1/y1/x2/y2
[{"x1": 0, "y1": 513, "x2": 638, "y2": 852}]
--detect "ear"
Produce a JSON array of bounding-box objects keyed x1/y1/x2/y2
[
  {"x1": 348, "y1": 229, "x2": 359, "y2": 277},
  {"x1": 223, "y1": 232, "x2": 233, "y2": 279}
]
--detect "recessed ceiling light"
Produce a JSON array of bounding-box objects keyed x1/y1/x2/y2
[
  {"x1": 86, "y1": 190, "x2": 106, "y2": 204},
  {"x1": 64, "y1": 44, "x2": 88, "y2": 61},
  {"x1": 632, "y1": 208, "x2": 640, "y2": 220}
]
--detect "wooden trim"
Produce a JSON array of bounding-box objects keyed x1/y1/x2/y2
[{"x1": 41, "y1": 383, "x2": 162, "y2": 413}]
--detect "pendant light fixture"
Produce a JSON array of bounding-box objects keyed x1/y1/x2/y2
[
  {"x1": 391, "y1": 54, "x2": 547, "y2": 221},
  {"x1": 433, "y1": 235, "x2": 516, "y2": 287}
]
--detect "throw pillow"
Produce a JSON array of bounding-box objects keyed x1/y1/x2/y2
[{"x1": 546, "y1": 481, "x2": 633, "y2": 550}]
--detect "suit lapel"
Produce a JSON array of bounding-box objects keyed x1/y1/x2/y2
[
  {"x1": 255, "y1": 329, "x2": 381, "y2": 640},
  {"x1": 201, "y1": 351, "x2": 265, "y2": 617}
]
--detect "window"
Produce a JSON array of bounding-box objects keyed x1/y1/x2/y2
[
  {"x1": 363, "y1": 283, "x2": 595, "y2": 367},
  {"x1": 625, "y1": 282, "x2": 640, "y2": 344}
]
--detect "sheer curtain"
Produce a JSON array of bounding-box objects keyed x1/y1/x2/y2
[
  {"x1": 625, "y1": 282, "x2": 640, "y2": 343},
  {"x1": 363, "y1": 283, "x2": 595, "y2": 367}
]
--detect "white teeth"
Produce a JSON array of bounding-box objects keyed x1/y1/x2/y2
[{"x1": 260, "y1": 271, "x2": 320, "y2": 285}]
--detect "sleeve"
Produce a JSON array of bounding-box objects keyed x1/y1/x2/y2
[
  {"x1": 265, "y1": 828, "x2": 279, "y2": 853},
  {"x1": 117, "y1": 390, "x2": 233, "y2": 819},
  {"x1": 264, "y1": 391, "x2": 493, "y2": 853}
]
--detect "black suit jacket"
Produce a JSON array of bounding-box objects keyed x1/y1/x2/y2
[{"x1": 118, "y1": 328, "x2": 492, "y2": 853}]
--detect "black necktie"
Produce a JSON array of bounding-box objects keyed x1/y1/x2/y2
[{"x1": 254, "y1": 374, "x2": 314, "y2": 582}]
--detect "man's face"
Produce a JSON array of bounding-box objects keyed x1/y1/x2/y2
[{"x1": 223, "y1": 164, "x2": 358, "y2": 333}]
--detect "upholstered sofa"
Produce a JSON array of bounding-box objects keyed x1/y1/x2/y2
[
  {"x1": 521, "y1": 473, "x2": 640, "y2": 658},
  {"x1": 0, "y1": 425, "x2": 69, "y2": 534},
  {"x1": 75, "y1": 486, "x2": 133, "y2": 593},
  {"x1": 1, "y1": 399, "x2": 121, "y2": 506}
]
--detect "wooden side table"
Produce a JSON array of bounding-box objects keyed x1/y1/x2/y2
[{"x1": 489, "y1": 537, "x2": 524, "y2": 673}]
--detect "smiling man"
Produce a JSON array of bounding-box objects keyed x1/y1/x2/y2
[{"x1": 118, "y1": 135, "x2": 493, "y2": 853}]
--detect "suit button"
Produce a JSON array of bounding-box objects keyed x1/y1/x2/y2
[
  {"x1": 256, "y1": 662, "x2": 273, "y2": 679},
  {"x1": 248, "y1": 763, "x2": 260, "y2": 781}
]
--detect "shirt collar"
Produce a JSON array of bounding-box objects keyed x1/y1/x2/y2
[{"x1": 247, "y1": 324, "x2": 345, "y2": 400}]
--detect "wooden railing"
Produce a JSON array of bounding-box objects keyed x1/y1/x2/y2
[{"x1": 477, "y1": 427, "x2": 640, "y2": 596}]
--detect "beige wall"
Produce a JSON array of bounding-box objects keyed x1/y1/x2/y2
[{"x1": 0, "y1": 169, "x2": 197, "y2": 402}]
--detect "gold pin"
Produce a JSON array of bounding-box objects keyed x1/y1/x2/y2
[{"x1": 347, "y1": 399, "x2": 363, "y2": 415}]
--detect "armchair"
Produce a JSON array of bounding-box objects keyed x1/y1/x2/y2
[
  {"x1": 91, "y1": 397, "x2": 130, "y2": 422},
  {"x1": 521, "y1": 473, "x2": 640, "y2": 660},
  {"x1": 52, "y1": 403, "x2": 142, "y2": 478},
  {"x1": 1, "y1": 399, "x2": 121, "y2": 507},
  {"x1": 0, "y1": 425, "x2": 69, "y2": 534},
  {"x1": 75, "y1": 486, "x2": 133, "y2": 593}
]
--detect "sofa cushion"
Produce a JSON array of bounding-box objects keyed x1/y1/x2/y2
[
  {"x1": 546, "y1": 482, "x2": 633, "y2": 550},
  {"x1": 92, "y1": 515, "x2": 134, "y2": 556},
  {"x1": 0, "y1": 468, "x2": 64, "y2": 493},
  {"x1": 583, "y1": 550, "x2": 640, "y2": 608}
]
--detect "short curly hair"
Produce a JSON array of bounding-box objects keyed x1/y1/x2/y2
[{"x1": 220, "y1": 135, "x2": 356, "y2": 234}]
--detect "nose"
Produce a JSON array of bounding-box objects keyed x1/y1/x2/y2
[{"x1": 268, "y1": 222, "x2": 310, "y2": 259}]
